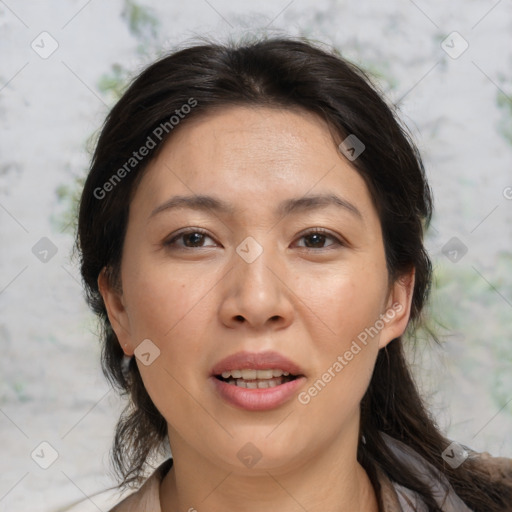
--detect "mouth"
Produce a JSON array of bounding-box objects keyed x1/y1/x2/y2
[
  {"x1": 210, "y1": 351, "x2": 306, "y2": 411},
  {"x1": 214, "y1": 368, "x2": 300, "y2": 389}
]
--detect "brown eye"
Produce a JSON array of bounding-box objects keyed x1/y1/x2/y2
[
  {"x1": 296, "y1": 229, "x2": 342, "y2": 249},
  {"x1": 164, "y1": 229, "x2": 216, "y2": 248}
]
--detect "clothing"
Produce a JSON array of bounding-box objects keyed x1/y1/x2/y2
[{"x1": 110, "y1": 434, "x2": 512, "y2": 511}]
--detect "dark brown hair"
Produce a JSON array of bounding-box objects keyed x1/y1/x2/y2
[{"x1": 76, "y1": 35, "x2": 511, "y2": 511}]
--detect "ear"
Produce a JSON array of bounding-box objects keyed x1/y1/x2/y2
[
  {"x1": 378, "y1": 268, "x2": 415, "y2": 349},
  {"x1": 97, "y1": 267, "x2": 134, "y2": 356}
]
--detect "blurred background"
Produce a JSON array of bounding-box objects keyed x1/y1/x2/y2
[{"x1": 0, "y1": 0, "x2": 511, "y2": 510}]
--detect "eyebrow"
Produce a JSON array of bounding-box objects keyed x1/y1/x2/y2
[{"x1": 149, "y1": 193, "x2": 363, "y2": 221}]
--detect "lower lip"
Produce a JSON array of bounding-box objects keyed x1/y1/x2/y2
[{"x1": 211, "y1": 376, "x2": 306, "y2": 411}]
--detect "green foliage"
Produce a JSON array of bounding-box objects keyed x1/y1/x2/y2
[
  {"x1": 121, "y1": 0, "x2": 159, "y2": 44},
  {"x1": 496, "y1": 66, "x2": 512, "y2": 145},
  {"x1": 98, "y1": 0, "x2": 160, "y2": 103},
  {"x1": 57, "y1": 0, "x2": 160, "y2": 231},
  {"x1": 52, "y1": 174, "x2": 85, "y2": 235},
  {"x1": 428, "y1": 253, "x2": 512, "y2": 412},
  {"x1": 97, "y1": 63, "x2": 131, "y2": 103},
  {"x1": 12, "y1": 380, "x2": 29, "y2": 402},
  {"x1": 497, "y1": 89, "x2": 512, "y2": 145}
]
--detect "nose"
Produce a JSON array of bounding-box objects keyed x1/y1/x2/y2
[{"x1": 219, "y1": 242, "x2": 294, "y2": 331}]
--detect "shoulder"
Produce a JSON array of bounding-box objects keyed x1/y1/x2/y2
[
  {"x1": 377, "y1": 433, "x2": 512, "y2": 511},
  {"x1": 109, "y1": 459, "x2": 173, "y2": 512},
  {"x1": 472, "y1": 451, "x2": 512, "y2": 484}
]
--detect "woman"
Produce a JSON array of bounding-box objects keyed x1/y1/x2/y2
[{"x1": 76, "y1": 36, "x2": 512, "y2": 511}]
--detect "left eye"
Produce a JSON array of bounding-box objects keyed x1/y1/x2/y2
[{"x1": 295, "y1": 230, "x2": 341, "y2": 249}]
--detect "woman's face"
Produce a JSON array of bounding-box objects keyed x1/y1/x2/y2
[{"x1": 100, "y1": 105, "x2": 413, "y2": 473}]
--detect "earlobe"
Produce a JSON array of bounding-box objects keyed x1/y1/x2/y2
[
  {"x1": 97, "y1": 267, "x2": 134, "y2": 356},
  {"x1": 378, "y1": 269, "x2": 416, "y2": 349}
]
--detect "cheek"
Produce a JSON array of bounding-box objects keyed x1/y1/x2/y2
[
  {"x1": 297, "y1": 263, "x2": 387, "y2": 404},
  {"x1": 121, "y1": 255, "x2": 217, "y2": 403},
  {"x1": 297, "y1": 293, "x2": 382, "y2": 435},
  {"x1": 125, "y1": 265, "x2": 213, "y2": 425},
  {"x1": 122, "y1": 254, "x2": 217, "y2": 342},
  {"x1": 301, "y1": 261, "x2": 388, "y2": 346}
]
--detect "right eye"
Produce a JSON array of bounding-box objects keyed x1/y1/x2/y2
[{"x1": 163, "y1": 228, "x2": 217, "y2": 249}]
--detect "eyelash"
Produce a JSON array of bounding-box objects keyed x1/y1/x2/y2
[{"x1": 163, "y1": 227, "x2": 345, "y2": 250}]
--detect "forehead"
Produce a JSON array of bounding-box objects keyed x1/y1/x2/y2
[
  {"x1": 161, "y1": 105, "x2": 337, "y2": 180},
  {"x1": 131, "y1": 105, "x2": 378, "y2": 225}
]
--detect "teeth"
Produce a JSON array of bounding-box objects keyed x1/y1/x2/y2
[
  {"x1": 235, "y1": 377, "x2": 285, "y2": 389},
  {"x1": 241, "y1": 369, "x2": 257, "y2": 380},
  {"x1": 220, "y1": 368, "x2": 291, "y2": 379}
]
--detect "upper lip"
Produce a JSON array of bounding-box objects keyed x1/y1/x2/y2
[{"x1": 211, "y1": 350, "x2": 305, "y2": 377}]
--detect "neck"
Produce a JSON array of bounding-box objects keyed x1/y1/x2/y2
[{"x1": 159, "y1": 427, "x2": 379, "y2": 512}]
